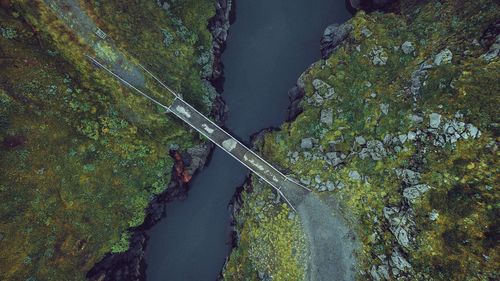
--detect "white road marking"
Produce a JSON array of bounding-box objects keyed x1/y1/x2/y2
[
  {"x1": 175, "y1": 105, "x2": 191, "y2": 118},
  {"x1": 202, "y1": 124, "x2": 214, "y2": 134},
  {"x1": 222, "y1": 139, "x2": 237, "y2": 152}
]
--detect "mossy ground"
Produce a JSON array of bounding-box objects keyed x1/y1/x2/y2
[
  {"x1": 224, "y1": 1, "x2": 499, "y2": 280},
  {"x1": 223, "y1": 176, "x2": 308, "y2": 281},
  {"x1": 0, "y1": 0, "x2": 215, "y2": 280}
]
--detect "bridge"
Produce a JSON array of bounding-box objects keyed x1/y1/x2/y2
[{"x1": 43, "y1": 0, "x2": 311, "y2": 211}]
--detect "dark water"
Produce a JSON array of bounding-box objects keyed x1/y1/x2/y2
[{"x1": 145, "y1": 1, "x2": 350, "y2": 280}]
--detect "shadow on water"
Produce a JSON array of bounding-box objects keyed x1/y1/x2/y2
[{"x1": 145, "y1": 1, "x2": 351, "y2": 280}]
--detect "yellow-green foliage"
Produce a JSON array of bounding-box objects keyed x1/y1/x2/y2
[
  {"x1": 0, "y1": 0, "x2": 216, "y2": 280},
  {"x1": 223, "y1": 177, "x2": 308, "y2": 281},
  {"x1": 228, "y1": 1, "x2": 499, "y2": 280}
]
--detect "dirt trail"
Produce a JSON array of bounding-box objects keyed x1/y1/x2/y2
[{"x1": 297, "y1": 192, "x2": 359, "y2": 281}]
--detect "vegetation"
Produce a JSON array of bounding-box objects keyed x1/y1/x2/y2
[
  {"x1": 223, "y1": 177, "x2": 308, "y2": 281},
  {"x1": 224, "y1": 1, "x2": 499, "y2": 280},
  {"x1": 0, "y1": 0, "x2": 216, "y2": 280}
]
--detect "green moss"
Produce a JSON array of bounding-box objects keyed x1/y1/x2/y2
[{"x1": 223, "y1": 177, "x2": 308, "y2": 281}]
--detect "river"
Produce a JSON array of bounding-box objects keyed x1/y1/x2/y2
[{"x1": 145, "y1": 1, "x2": 351, "y2": 280}]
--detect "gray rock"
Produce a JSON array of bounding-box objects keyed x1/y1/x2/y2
[
  {"x1": 398, "y1": 134, "x2": 408, "y2": 144},
  {"x1": 300, "y1": 178, "x2": 311, "y2": 186},
  {"x1": 466, "y1": 124, "x2": 480, "y2": 138},
  {"x1": 303, "y1": 152, "x2": 312, "y2": 160},
  {"x1": 320, "y1": 108, "x2": 333, "y2": 126},
  {"x1": 320, "y1": 23, "x2": 353, "y2": 58},
  {"x1": 429, "y1": 209, "x2": 439, "y2": 221},
  {"x1": 324, "y1": 87, "x2": 336, "y2": 99},
  {"x1": 384, "y1": 206, "x2": 414, "y2": 248},
  {"x1": 401, "y1": 41, "x2": 415, "y2": 55},
  {"x1": 161, "y1": 29, "x2": 174, "y2": 47},
  {"x1": 380, "y1": 103, "x2": 389, "y2": 115},
  {"x1": 410, "y1": 62, "x2": 432, "y2": 97},
  {"x1": 312, "y1": 79, "x2": 327, "y2": 90},
  {"x1": 349, "y1": 170, "x2": 361, "y2": 181},
  {"x1": 403, "y1": 187, "x2": 421, "y2": 202},
  {"x1": 313, "y1": 93, "x2": 325, "y2": 104},
  {"x1": 315, "y1": 175, "x2": 322, "y2": 184},
  {"x1": 326, "y1": 152, "x2": 343, "y2": 166},
  {"x1": 383, "y1": 134, "x2": 393, "y2": 144},
  {"x1": 371, "y1": 46, "x2": 388, "y2": 66},
  {"x1": 383, "y1": 206, "x2": 400, "y2": 220},
  {"x1": 391, "y1": 250, "x2": 412, "y2": 271},
  {"x1": 370, "y1": 264, "x2": 390, "y2": 281},
  {"x1": 361, "y1": 26, "x2": 373, "y2": 37},
  {"x1": 358, "y1": 148, "x2": 370, "y2": 160},
  {"x1": 355, "y1": 136, "x2": 366, "y2": 145},
  {"x1": 407, "y1": 131, "x2": 416, "y2": 141},
  {"x1": 481, "y1": 34, "x2": 500, "y2": 61},
  {"x1": 410, "y1": 114, "x2": 424, "y2": 123},
  {"x1": 403, "y1": 184, "x2": 431, "y2": 203},
  {"x1": 393, "y1": 225, "x2": 410, "y2": 248},
  {"x1": 434, "y1": 48, "x2": 453, "y2": 65},
  {"x1": 326, "y1": 181, "x2": 335, "y2": 191},
  {"x1": 395, "y1": 169, "x2": 421, "y2": 185},
  {"x1": 367, "y1": 140, "x2": 387, "y2": 160},
  {"x1": 429, "y1": 113, "x2": 442, "y2": 128},
  {"x1": 301, "y1": 138, "x2": 314, "y2": 149},
  {"x1": 336, "y1": 181, "x2": 345, "y2": 189}
]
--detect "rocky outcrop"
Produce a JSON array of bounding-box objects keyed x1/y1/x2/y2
[
  {"x1": 320, "y1": 23, "x2": 353, "y2": 59},
  {"x1": 208, "y1": 0, "x2": 233, "y2": 92},
  {"x1": 86, "y1": 1, "x2": 232, "y2": 280}
]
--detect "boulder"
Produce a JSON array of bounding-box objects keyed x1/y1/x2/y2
[
  {"x1": 366, "y1": 140, "x2": 387, "y2": 160},
  {"x1": 429, "y1": 113, "x2": 442, "y2": 128},
  {"x1": 380, "y1": 103, "x2": 389, "y2": 115},
  {"x1": 349, "y1": 170, "x2": 362, "y2": 180},
  {"x1": 355, "y1": 136, "x2": 366, "y2": 145},
  {"x1": 391, "y1": 250, "x2": 412, "y2": 271},
  {"x1": 371, "y1": 46, "x2": 388, "y2": 66},
  {"x1": 401, "y1": 41, "x2": 415, "y2": 55},
  {"x1": 403, "y1": 184, "x2": 430, "y2": 203},
  {"x1": 300, "y1": 138, "x2": 314, "y2": 149},
  {"x1": 320, "y1": 108, "x2": 333, "y2": 126},
  {"x1": 434, "y1": 48, "x2": 453, "y2": 65},
  {"x1": 429, "y1": 209, "x2": 439, "y2": 221}
]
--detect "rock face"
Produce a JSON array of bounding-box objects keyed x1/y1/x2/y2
[
  {"x1": 208, "y1": 0, "x2": 233, "y2": 90},
  {"x1": 320, "y1": 23, "x2": 353, "y2": 59},
  {"x1": 86, "y1": 1, "x2": 233, "y2": 280}
]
